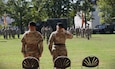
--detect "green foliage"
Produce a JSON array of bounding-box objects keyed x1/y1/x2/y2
[
  {"x1": 97, "y1": 0, "x2": 115, "y2": 23},
  {"x1": 32, "y1": 0, "x2": 48, "y2": 21},
  {"x1": 0, "y1": 24, "x2": 3, "y2": 29},
  {"x1": 5, "y1": 0, "x2": 46, "y2": 27},
  {"x1": 0, "y1": 0, "x2": 7, "y2": 17},
  {"x1": 79, "y1": 0, "x2": 96, "y2": 21},
  {"x1": 43, "y1": 0, "x2": 73, "y2": 18},
  {"x1": 6, "y1": 0, "x2": 29, "y2": 26},
  {"x1": 0, "y1": 0, "x2": 96, "y2": 27}
]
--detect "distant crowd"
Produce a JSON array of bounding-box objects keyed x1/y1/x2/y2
[
  {"x1": 67, "y1": 25, "x2": 92, "y2": 39},
  {"x1": 0, "y1": 25, "x2": 92, "y2": 40},
  {"x1": 0, "y1": 27, "x2": 21, "y2": 39}
]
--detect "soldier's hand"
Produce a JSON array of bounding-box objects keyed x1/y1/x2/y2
[
  {"x1": 50, "y1": 51, "x2": 53, "y2": 55},
  {"x1": 62, "y1": 28, "x2": 66, "y2": 33},
  {"x1": 39, "y1": 54, "x2": 41, "y2": 57}
]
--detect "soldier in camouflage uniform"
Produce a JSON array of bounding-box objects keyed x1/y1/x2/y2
[
  {"x1": 16, "y1": 28, "x2": 21, "y2": 39},
  {"x1": 46, "y1": 26, "x2": 53, "y2": 44},
  {"x1": 12, "y1": 28, "x2": 16, "y2": 39},
  {"x1": 41, "y1": 26, "x2": 46, "y2": 40},
  {"x1": 85, "y1": 24, "x2": 92, "y2": 40},
  {"x1": 8, "y1": 27, "x2": 12, "y2": 39},
  {"x1": 75, "y1": 27, "x2": 80, "y2": 38},
  {"x1": 21, "y1": 22, "x2": 43, "y2": 60},
  {"x1": 48, "y1": 23, "x2": 73, "y2": 69},
  {"x1": 3, "y1": 28, "x2": 8, "y2": 39}
]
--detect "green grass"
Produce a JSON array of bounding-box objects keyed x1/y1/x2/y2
[{"x1": 0, "y1": 34, "x2": 115, "y2": 69}]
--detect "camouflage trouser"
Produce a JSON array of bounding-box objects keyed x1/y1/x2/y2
[
  {"x1": 23, "y1": 52, "x2": 40, "y2": 60},
  {"x1": 75, "y1": 28, "x2": 80, "y2": 37},
  {"x1": 52, "y1": 45, "x2": 67, "y2": 69}
]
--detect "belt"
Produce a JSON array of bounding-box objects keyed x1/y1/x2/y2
[{"x1": 54, "y1": 44, "x2": 65, "y2": 46}]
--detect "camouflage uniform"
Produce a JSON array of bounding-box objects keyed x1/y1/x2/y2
[
  {"x1": 3, "y1": 28, "x2": 8, "y2": 39},
  {"x1": 16, "y1": 28, "x2": 21, "y2": 39},
  {"x1": 81, "y1": 28, "x2": 85, "y2": 38},
  {"x1": 48, "y1": 30, "x2": 73, "y2": 61},
  {"x1": 85, "y1": 26, "x2": 92, "y2": 39},
  {"x1": 21, "y1": 31, "x2": 43, "y2": 60},
  {"x1": 41, "y1": 26, "x2": 46, "y2": 40},
  {"x1": 12, "y1": 29, "x2": 16, "y2": 39},
  {"x1": 8, "y1": 27, "x2": 12, "y2": 39},
  {"x1": 75, "y1": 27, "x2": 80, "y2": 37},
  {"x1": 46, "y1": 26, "x2": 53, "y2": 44}
]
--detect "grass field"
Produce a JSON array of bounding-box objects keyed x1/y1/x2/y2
[{"x1": 0, "y1": 34, "x2": 115, "y2": 69}]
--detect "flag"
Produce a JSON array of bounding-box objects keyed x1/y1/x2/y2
[
  {"x1": 3, "y1": 15, "x2": 7, "y2": 27},
  {"x1": 81, "y1": 12, "x2": 84, "y2": 28}
]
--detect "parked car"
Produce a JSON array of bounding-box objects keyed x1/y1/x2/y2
[
  {"x1": 93, "y1": 24, "x2": 105, "y2": 34},
  {"x1": 93, "y1": 23, "x2": 115, "y2": 34}
]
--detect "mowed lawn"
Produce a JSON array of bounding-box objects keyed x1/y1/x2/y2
[{"x1": 0, "y1": 34, "x2": 115, "y2": 69}]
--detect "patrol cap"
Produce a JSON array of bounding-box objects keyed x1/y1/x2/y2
[
  {"x1": 57, "y1": 22, "x2": 64, "y2": 28},
  {"x1": 29, "y1": 22, "x2": 36, "y2": 26}
]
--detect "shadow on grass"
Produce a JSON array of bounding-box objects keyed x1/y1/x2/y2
[{"x1": 0, "y1": 40, "x2": 7, "y2": 42}]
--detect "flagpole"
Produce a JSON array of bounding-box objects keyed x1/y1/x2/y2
[{"x1": 3, "y1": 12, "x2": 7, "y2": 27}]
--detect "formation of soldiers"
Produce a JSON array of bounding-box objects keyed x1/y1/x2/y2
[
  {"x1": 0, "y1": 27, "x2": 21, "y2": 39},
  {"x1": 67, "y1": 25, "x2": 92, "y2": 39}
]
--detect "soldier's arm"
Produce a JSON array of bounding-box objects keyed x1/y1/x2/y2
[
  {"x1": 21, "y1": 38, "x2": 26, "y2": 54},
  {"x1": 65, "y1": 31, "x2": 73, "y2": 39},
  {"x1": 21, "y1": 43, "x2": 25, "y2": 53},
  {"x1": 48, "y1": 33, "x2": 54, "y2": 55},
  {"x1": 21, "y1": 32, "x2": 27, "y2": 55},
  {"x1": 63, "y1": 28, "x2": 73, "y2": 39},
  {"x1": 37, "y1": 32, "x2": 44, "y2": 57},
  {"x1": 39, "y1": 38, "x2": 43, "y2": 57}
]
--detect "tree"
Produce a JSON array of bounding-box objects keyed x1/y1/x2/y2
[
  {"x1": 6, "y1": 0, "x2": 47, "y2": 24},
  {"x1": 6, "y1": 0, "x2": 30, "y2": 33},
  {"x1": 31, "y1": 0, "x2": 48, "y2": 21},
  {"x1": 79, "y1": 0, "x2": 95, "y2": 21},
  {"x1": 43, "y1": 0, "x2": 73, "y2": 18},
  {"x1": 40, "y1": 0, "x2": 76, "y2": 26},
  {"x1": 5, "y1": 0, "x2": 46, "y2": 33},
  {"x1": 0, "y1": 0, "x2": 6, "y2": 17},
  {"x1": 69, "y1": 0, "x2": 95, "y2": 27},
  {"x1": 97, "y1": 0, "x2": 115, "y2": 23}
]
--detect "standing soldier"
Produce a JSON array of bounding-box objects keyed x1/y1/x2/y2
[
  {"x1": 8, "y1": 27, "x2": 12, "y2": 39},
  {"x1": 12, "y1": 28, "x2": 16, "y2": 39},
  {"x1": 81, "y1": 27, "x2": 85, "y2": 38},
  {"x1": 46, "y1": 26, "x2": 53, "y2": 44},
  {"x1": 85, "y1": 24, "x2": 92, "y2": 40},
  {"x1": 75, "y1": 26, "x2": 80, "y2": 37},
  {"x1": 41, "y1": 26, "x2": 46, "y2": 40},
  {"x1": 21, "y1": 22, "x2": 43, "y2": 60},
  {"x1": 0, "y1": 30, "x2": 1, "y2": 36},
  {"x1": 48, "y1": 23, "x2": 73, "y2": 69},
  {"x1": 2, "y1": 28, "x2": 6, "y2": 39},
  {"x1": 16, "y1": 28, "x2": 21, "y2": 39},
  {"x1": 3, "y1": 28, "x2": 8, "y2": 39}
]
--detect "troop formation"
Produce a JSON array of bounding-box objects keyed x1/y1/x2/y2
[
  {"x1": 0, "y1": 27, "x2": 21, "y2": 39},
  {"x1": 67, "y1": 24, "x2": 92, "y2": 40}
]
